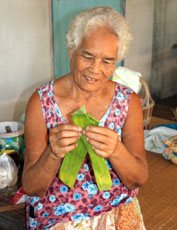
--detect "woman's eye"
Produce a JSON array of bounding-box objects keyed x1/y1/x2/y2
[
  {"x1": 82, "y1": 55, "x2": 93, "y2": 60},
  {"x1": 103, "y1": 60, "x2": 115, "y2": 65},
  {"x1": 103, "y1": 61, "x2": 110, "y2": 64},
  {"x1": 103, "y1": 60, "x2": 111, "y2": 64}
]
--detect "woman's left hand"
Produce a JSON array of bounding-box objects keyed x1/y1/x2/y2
[{"x1": 83, "y1": 126, "x2": 119, "y2": 158}]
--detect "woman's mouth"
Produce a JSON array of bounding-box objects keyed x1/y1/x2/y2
[{"x1": 85, "y1": 75, "x2": 98, "y2": 83}]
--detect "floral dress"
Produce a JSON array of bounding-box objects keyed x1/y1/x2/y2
[{"x1": 26, "y1": 80, "x2": 145, "y2": 230}]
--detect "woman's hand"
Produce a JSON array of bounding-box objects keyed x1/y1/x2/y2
[
  {"x1": 49, "y1": 124, "x2": 82, "y2": 159},
  {"x1": 83, "y1": 126, "x2": 119, "y2": 158}
]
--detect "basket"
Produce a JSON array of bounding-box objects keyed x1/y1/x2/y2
[{"x1": 139, "y1": 78, "x2": 155, "y2": 129}]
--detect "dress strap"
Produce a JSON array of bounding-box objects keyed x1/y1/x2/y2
[{"x1": 36, "y1": 80, "x2": 66, "y2": 129}]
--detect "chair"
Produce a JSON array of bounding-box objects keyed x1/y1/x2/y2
[{"x1": 112, "y1": 66, "x2": 155, "y2": 129}]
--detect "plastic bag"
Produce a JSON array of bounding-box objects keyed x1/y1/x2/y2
[{"x1": 0, "y1": 153, "x2": 18, "y2": 189}]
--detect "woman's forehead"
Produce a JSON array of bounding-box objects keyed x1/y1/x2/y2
[{"x1": 78, "y1": 29, "x2": 118, "y2": 57}]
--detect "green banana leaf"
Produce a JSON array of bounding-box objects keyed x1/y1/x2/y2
[
  {"x1": 59, "y1": 138, "x2": 87, "y2": 188},
  {"x1": 59, "y1": 106, "x2": 112, "y2": 191}
]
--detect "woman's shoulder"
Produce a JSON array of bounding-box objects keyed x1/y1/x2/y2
[
  {"x1": 35, "y1": 80, "x2": 54, "y2": 94},
  {"x1": 25, "y1": 91, "x2": 44, "y2": 121},
  {"x1": 34, "y1": 74, "x2": 70, "y2": 96},
  {"x1": 115, "y1": 82, "x2": 133, "y2": 94},
  {"x1": 128, "y1": 92, "x2": 142, "y2": 109},
  {"x1": 54, "y1": 75, "x2": 71, "y2": 98},
  {"x1": 113, "y1": 82, "x2": 134, "y2": 103}
]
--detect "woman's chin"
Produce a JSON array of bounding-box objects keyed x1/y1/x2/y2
[{"x1": 80, "y1": 84, "x2": 101, "y2": 92}]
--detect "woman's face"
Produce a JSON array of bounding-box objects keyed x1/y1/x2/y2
[{"x1": 69, "y1": 27, "x2": 119, "y2": 93}]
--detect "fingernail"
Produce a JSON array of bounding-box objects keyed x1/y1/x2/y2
[{"x1": 78, "y1": 126, "x2": 82, "y2": 131}]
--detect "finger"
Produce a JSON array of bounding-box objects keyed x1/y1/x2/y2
[
  {"x1": 85, "y1": 131, "x2": 107, "y2": 143},
  {"x1": 85, "y1": 126, "x2": 115, "y2": 140},
  {"x1": 56, "y1": 124, "x2": 82, "y2": 132},
  {"x1": 51, "y1": 143, "x2": 77, "y2": 158},
  {"x1": 56, "y1": 130, "x2": 81, "y2": 139},
  {"x1": 50, "y1": 125, "x2": 82, "y2": 139},
  {"x1": 87, "y1": 138, "x2": 107, "y2": 151},
  {"x1": 50, "y1": 124, "x2": 82, "y2": 135},
  {"x1": 85, "y1": 129, "x2": 118, "y2": 147},
  {"x1": 85, "y1": 126, "x2": 109, "y2": 136},
  {"x1": 59, "y1": 144, "x2": 77, "y2": 153},
  {"x1": 58, "y1": 136, "x2": 80, "y2": 147},
  {"x1": 92, "y1": 148, "x2": 109, "y2": 158}
]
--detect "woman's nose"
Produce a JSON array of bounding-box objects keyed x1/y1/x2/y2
[{"x1": 89, "y1": 59, "x2": 102, "y2": 73}]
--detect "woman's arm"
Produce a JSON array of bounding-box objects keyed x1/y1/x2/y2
[
  {"x1": 84, "y1": 93, "x2": 148, "y2": 190},
  {"x1": 22, "y1": 92, "x2": 82, "y2": 197},
  {"x1": 109, "y1": 93, "x2": 148, "y2": 189}
]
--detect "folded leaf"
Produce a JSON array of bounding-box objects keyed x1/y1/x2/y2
[
  {"x1": 59, "y1": 138, "x2": 87, "y2": 188},
  {"x1": 59, "y1": 106, "x2": 112, "y2": 191},
  {"x1": 83, "y1": 139, "x2": 112, "y2": 191}
]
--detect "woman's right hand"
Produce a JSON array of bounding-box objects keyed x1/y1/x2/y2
[{"x1": 49, "y1": 124, "x2": 82, "y2": 159}]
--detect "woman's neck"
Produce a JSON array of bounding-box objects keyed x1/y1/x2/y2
[
  {"x1": 54, "y1": 74, "x2": 115, "y2": 120},
  {"x1": 69, "y1": 75, "x2": 108, "y2": 103}
]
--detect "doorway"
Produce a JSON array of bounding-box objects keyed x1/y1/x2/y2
[{"x1": 151, "y1": 0, "x2": 177, "y2": 99}]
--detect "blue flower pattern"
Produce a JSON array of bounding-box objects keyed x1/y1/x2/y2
[
  {"x1": 49, "y1": 195, "x2": 56, "y2": 203},
  {"x1": 29, "y1": 218, "x2": 38, "y2": 228},
  {"x1": 54, "y1": 203, "x2": 75, "y2": 216},
  {"x1": 56, "y1": 106, "x2": 62, "y2": 117},
  {"x1": 82, "y1": 181, "x2": 98, "y2": 196},
  {"x1": 73, "y1": 193, "x2": 82, "y2": 201},
  {"x1": 82, "y1": 181, "x2": 90, "y2": 190},
  {"x1": 60, "y1": 185, "x2": 68, "y2": 193},
  {"x1": 42, "y1": 212, "x2": 49, "y2": 218},
  {"x1": 111, "y1": 194, "x2": 128, "y2": 206},
  {"x1": 116, "y1": 125, "x2": 121, "y2": 136},
  {"x1": 115, "y1": 108, "x2": 121, "y2": 116},
  {"x1": 47, "y1": 122, "x2": 50, "y2": 129},
  {"x1": 49, "y1": 108, "x2": 53, "y2": 117},
  {"x1": 117, "y1": 92, "x2": 125, "y2": 102},
  {"x1": 71, "y1": 213, "x2": 89, "y2": 222},
  {"x1": 47, "y1": 219, "x2": 56, "y2": 226},
  {"x1": 48, "y1": 91, "x2": 53, "y2": 97},
  {"x1": 102, "y1": 192, "x2": 111, "y2": 199},
  {"x1": 77, "y1": 173, "x2": 85, "y2": 181},
  {"x1": 109, "y1": 122, "x2": 115, "y2": 129},
  {"x1": 87, "y1": 183, "x2": 98, "y2": 196},
  {"x1": 113, "y1": 178, "x2": 120, "y2": 186},
  {"x1": 93, "y1": 205, "x2": 103, "y2": 212},
  {"x1": 105, "y1": 159, "x2": 112, "y2": 170},
  {"x1": 84, "y1": 163, "x2": 89, "y2": 171}
]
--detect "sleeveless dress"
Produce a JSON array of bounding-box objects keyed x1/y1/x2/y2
[{"x1": 26, "y1": 80, "x2": 145, "y2": 230}]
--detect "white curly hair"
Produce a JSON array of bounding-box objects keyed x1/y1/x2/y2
[{"x1": 66, "y1": 6, "x2": 133, "y2": 61}]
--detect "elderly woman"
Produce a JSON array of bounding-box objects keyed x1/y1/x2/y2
[{"x1": 22, "y1": 6, "x2": 148, "y2": 230}]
